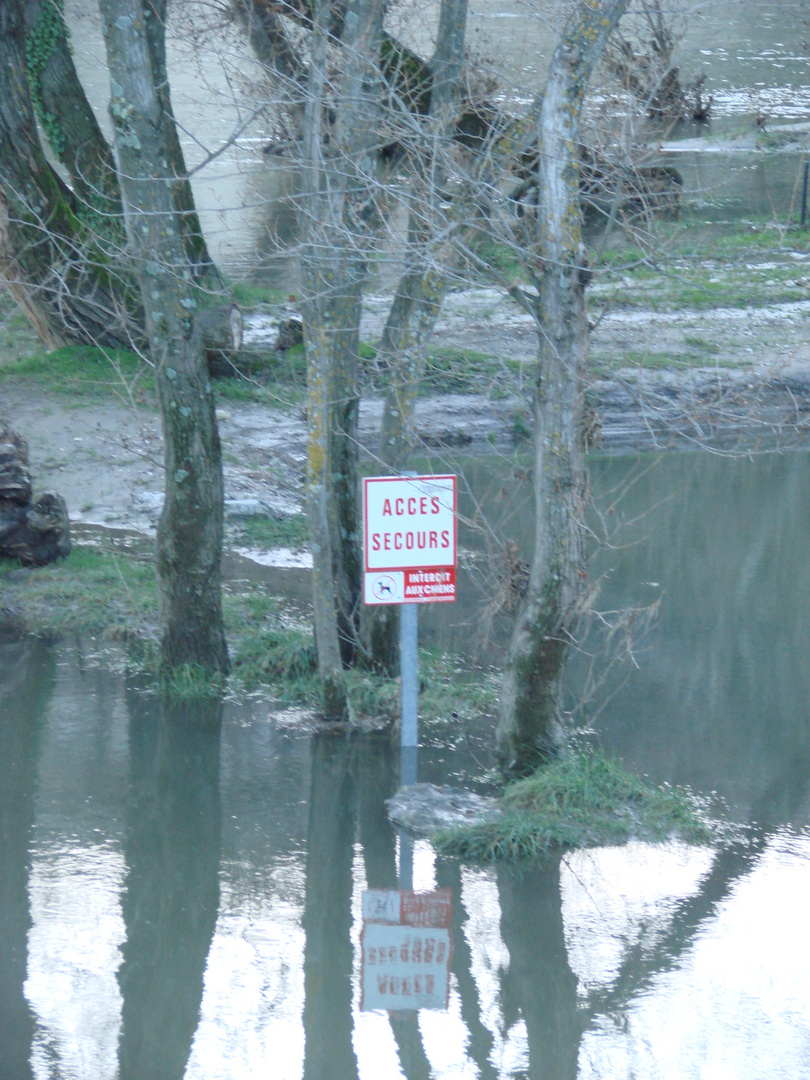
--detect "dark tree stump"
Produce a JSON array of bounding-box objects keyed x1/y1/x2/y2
[
  {"x1": 198, "y1": 303, "x2": 244, "y2": 378},
  {"x1": 275, "y1": 316, "x2": 304, "y2": 352},
  {"x1": 0, "y1": 426, "x2": 70, "y2": 565}
]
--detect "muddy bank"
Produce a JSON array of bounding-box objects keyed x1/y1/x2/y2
[{"x1": 1, "y1": 361, "x2": 809, "y2": 544}]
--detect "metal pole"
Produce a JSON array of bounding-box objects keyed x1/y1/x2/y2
[
  {"x1": 399, "y1": 603, "x2": 418, "y2": 890},
  {"x1": 400, "y1": 602, "x2": 419, "y2": 748},
  {"x1": 801, "y1": 160, "x2": 809, "y2": 228}
]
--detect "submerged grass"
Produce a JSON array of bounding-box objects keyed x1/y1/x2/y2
[
  {"x1": 0, "y1": 544, "x2": 158, "y2": 636},
  {"x1": 433, "y1": 748, "x2": 718, "y2": 862}
]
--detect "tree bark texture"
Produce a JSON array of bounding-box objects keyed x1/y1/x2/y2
[
  {"x1": 299, "y1": 0, "x2": 384, "y2": 712},
  {"x1": 100, "y1": 0, "x2": 228, "y2": 678},
  {"x1": 23, "y1": 0, "x2": 122, "y2": 218},
  {"x1": 496, "y1": 0, "x2": 628, "y2": 774},
  {"x1": 362, "y1": 0, "x2": 467, "y2": 674},
  {"x1": 142, "y1": 0, "x2": 218, "y2": 282},
  {"x1": 230, "y1": 0, "x2": 305, "y2": 92},
  {"x1": 0, "y1": 0, "x2": 141, "y2": 349}
]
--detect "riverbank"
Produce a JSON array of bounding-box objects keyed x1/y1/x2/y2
[{"x1": 2, "y1": 216, "x2": 810, "y2": 656}]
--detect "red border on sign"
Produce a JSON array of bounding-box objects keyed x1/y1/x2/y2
[{"x1": 363, "y1": 474, "x2": 457, "y2": 574}]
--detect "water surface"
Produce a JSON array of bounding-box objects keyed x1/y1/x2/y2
[{"x1": 2, "y1": 448, "x2": 809, "y2": 1078}]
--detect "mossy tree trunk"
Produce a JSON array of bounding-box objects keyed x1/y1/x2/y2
[
  {"x1": 496, "y1": 0, "x2": 628, "y2": 774},
  {"x1": 23, "y1": 0, "x2": 122, "y2": 218},
  {"x1": 1, "y1": 0, "x2": 218, "y2": 352},
  {"x1": 0, "y1": 0, "x2": 139, "y2": 348},
  {"x1": 100, "y1": 0, "x2": 228, "y2": 678},
  {"x1": 299, "y1": 0, "x2": 384, "y2": 716}
]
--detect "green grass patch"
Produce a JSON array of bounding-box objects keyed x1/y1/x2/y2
[
  {"x1": 0, "y1": 543, "x2": 158, "y2": 636},
  {"x1": 683, "y1": 334, "x2": 722, "y2": 354},
  {"x1": 422, "y1": 346, "x2": 524, "y2": 396},
  {"x1": 230, "y1": 619, "x2": 319, "y2": 698},
  {"x1": 229, "y1": 281, "x2": 290, "y2": 308},
  {"x1": 433, "y1": 747, "x2": 718, "y2": 861},
  {"x1": 0, "y1": 342, "x2": 152, "y2": 401},
  {"x1": 229, "y1": 513, "x2": 308, "y2": 550}
]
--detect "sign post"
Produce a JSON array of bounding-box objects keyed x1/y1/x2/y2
[{"x1": 363, "y1": 474, "x2": 457, "y2": 753}]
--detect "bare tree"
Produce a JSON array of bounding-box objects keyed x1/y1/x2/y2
[
  {"x1": 99, "y1": 0, "x2": 228, "y2": 678},
  {"x1": 490, "y1": 1, "x2": 630, "y2": 773},
  {"x1": 295, "y1": 0, "x2": 387, "y2": 717}
]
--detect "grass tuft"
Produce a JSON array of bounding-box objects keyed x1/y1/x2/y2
[{"x1": 433, "y1": 747, "x2": 718, "y2": 862}]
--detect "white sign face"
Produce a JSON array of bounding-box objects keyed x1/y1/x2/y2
[
  {"x1": 360, "y1": 889, "x2": 453, "y2": 1012},
  {"x1": 361, "y1": 924, "x2": 451, "y2": 1011},
  {"x1": 363, "y1": 475, "x2": 457, "y2": 605}
]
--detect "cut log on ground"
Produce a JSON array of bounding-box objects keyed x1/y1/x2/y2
[
  {"x1": 198, "y1": 303, "x2": 244, "y2": 378},
  {"x1": 0, "y1": 427, "x2": 32, "y2": 506},
  {"x1": 0, "y1": 426, "x2": 70, "y2": 565}
]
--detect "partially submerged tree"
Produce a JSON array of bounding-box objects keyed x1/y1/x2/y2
[
  {"x1": 295, "y1": 0, "x2": 387, "y2": 717},
  {"x1": 99, "y1": 0, "x2": 228, "y2": 678},
  {"x1": 249, "y1": 0, "x2": 637, "y2": 731},
  {"x1": 492, "y1": 0, "x2": 630, "y2": 773}
]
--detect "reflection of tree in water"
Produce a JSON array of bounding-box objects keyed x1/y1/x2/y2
[
  {"x1": 494, "y1": 824, "x2": 789, "y2": 1078},
  {"x1": 302, "y1": 720, "x2": 806, "y2": 1080},
  {"x1": 0, "y1": 638, "x2": 55, "y2": 1080},
  {"x1": 117, "y1": 690, "x2": 222, "y2": 1080},
  {"x1": 303, "y1": 732, "x2": 359, "y2": 1080},
  {"x1": 498, "y1": 858, "x2": 582, "y2": 1080}
]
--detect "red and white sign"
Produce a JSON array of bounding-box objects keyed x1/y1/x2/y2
[
  {"x1": 363, "y1": 475, "x2": 457, "y2": 605},
  {"x1": 360, "y1": 888, "x2": 452, "y2": 1012}
]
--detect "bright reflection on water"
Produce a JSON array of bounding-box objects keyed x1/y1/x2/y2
[{"x1": 2, "y1": 450, "x2": 810, "y2": 1079}]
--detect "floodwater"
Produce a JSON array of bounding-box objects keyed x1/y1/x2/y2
[
  {"x1": 2, "y1": 448, "x2": 809, "y2": 1080},
  {"x1": 63, "y1": 0, "x2": 810, "y2": 281}
]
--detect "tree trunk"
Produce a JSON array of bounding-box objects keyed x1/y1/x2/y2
[
  {"x1": 299, "y1": 0, "x2": 384, "y2": 713},
  {"x1": 496, "y1": 0, "x2": 628, "y2": 774},
  {"x1": 0, "y1": 0, "x2": 141, "y2": 349},
  {"x1": 23, "y1": 0, "x2": 122, "y2": 218},
  {"x1": 230, "y1": 0, "x2": 304, "y2": 89},
  {"x1": 100, "y1": 0, "x2": 228, "y2": 678},
  {"x1": 143, "y1": 0, "x2": 219, "y2": 283},
  {"x1": 361, "y1": 0, "x2": 467, "y2": 674}
]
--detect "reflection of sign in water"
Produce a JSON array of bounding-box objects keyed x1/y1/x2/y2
[{"x1": 360, "y1": 889, "x2": 452, "y2": 1012}]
